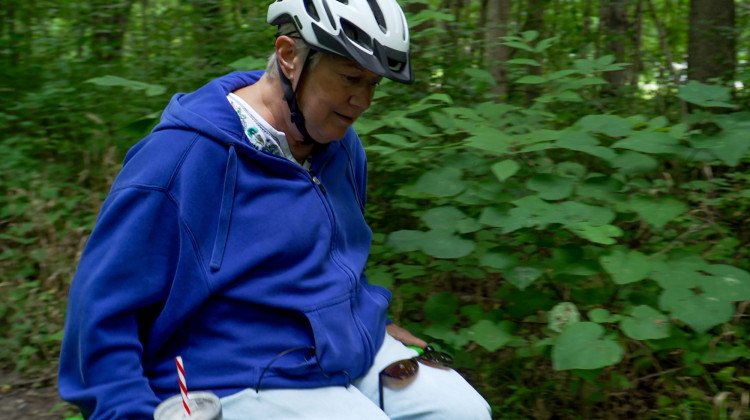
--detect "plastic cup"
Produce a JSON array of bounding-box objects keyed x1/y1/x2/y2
[{"x1": 154, "y1": 391, "x2": 223, "y2": 420}]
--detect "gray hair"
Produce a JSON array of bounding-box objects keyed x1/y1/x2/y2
[{"x1": 266, "y1": 23, "x2": 323, "y2": 78}]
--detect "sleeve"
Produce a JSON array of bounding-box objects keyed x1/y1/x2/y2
[{"x1": 58, "y1": 186, "x2": 182, "y2": 419}]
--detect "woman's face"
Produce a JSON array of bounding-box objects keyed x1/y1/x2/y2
[{"x1": 296, "y1": 54, "x2": 382, "y2": 143}]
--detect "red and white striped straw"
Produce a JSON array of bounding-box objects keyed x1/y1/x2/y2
[{"x1": 176, "y1": 356, "x2": 191, "y2": 416}]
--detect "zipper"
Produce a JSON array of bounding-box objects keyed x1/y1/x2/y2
[{"x1": 308, "y1": 170, "x2": 327, "y2": 195}]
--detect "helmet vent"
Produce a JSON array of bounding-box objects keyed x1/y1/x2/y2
[
  {"x1": 335, "y1": 0, "x2": 349, "y2": 4},
  {"x1": 341, "y1": 19, "x2": 373, "y2": 53},
  {"x1": 303, "y1": 0, "x2": 320, "y2": 21},
  {"x1": 367, "y1": 0, "x2": 387, "y2": 33},
  {"x1": 387, "y1": 57, "x2": 404, "y2": 72}
]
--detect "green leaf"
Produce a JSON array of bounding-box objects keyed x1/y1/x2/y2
[
  {"x1": 227, "y1": 55, "x2": 269, "y2": 71},
  {"x1": 573, "y1": 58, "x2": 597, "y2": 74},
  {"x1": 373, "y1": 133, "x2": 412, "y2": 148},
  {"x1": 85, "y1": 75, "x2": 166, "y2": 96},
  {"x1": 455, "y1": 218, "x2": 483, "y2": 234},
  {"x1": 557, "y1": 91, "x2": 584, "y2": 102},
  {"x1": 549, "y1": 245, "x2": 599, "y2": 276},
  {"x1": 409, "y1": 9, "x2": 455, "y2": 25},
  {"x1": 420, "y1": 230, "x2": 475, "y2": 259},
  {"x1": 386, "y1": 230, "x2": 423, "y2": 252},
  {"x1": 608, "y1": 151, "x2": 658, "y2": 175},
  {"x1": 526, "y1": 174, "x2": 574, "y2": 200},
  {"x1": 424, "y1": 293, "x2": 459, "y2": 326},
  {"x1": 620, "y1": 305, "x2": 670, "y2": 340},
  {"x1": 521, "y1": 30, "x2": 539, "y2": 42},
  {"x1": 422, "y1": 206, "x2": 467, "y2": 231},
  {"x1": 552, "y1": 322, "x2": 624, "y2": 370},
  {"x1": 535, "y1": 36, "x2": 559, "y2": 52},
  {"x1": 549, "y1": 201, "x2": 616, "y2": 226},
  {"x1": 411, "y1": 167, "x2": 466, "y2": 197},
  {"x1": 548, "y1": 69, "x2": 579, "y2": 80},
  {"x1": 677, "y1": 81, "x2": 736, "y2": 108},
  {"x1": 504, "y1": 266, "x2": 544, "y2": 290},
  {"x1": 648, "y1": 260, "x2": 707, "y2": 290},
  {"x1": 478, "y1": 206, "x2": 513, "y2": 228},
  {"x1": 506, "y1": 58, "x2": 541, "y2": 66},
  {"x1": 366, "y1": 266, "x2": 394, "y2": 288},
  {"x1": 648, "y1": 116, "x2": 669, "y2": 129},
  {"x1": 576, "y1": 176, "x2": 624, "y2": 202},
  {"x1": 516, "y1": 75, "x2": 547, "y2": 84},
  {"x1": 462, "y1": 68, "x2": 497, "y2": 87},
  {"x1": 566, "y1": 223, "x2": 622, "y2": 245},
  {"x1": 689, "y1": 131, "x2": 750, "y2": 167},
  {"x1": 625, "y1": 196, "x2": 687, "y2": 228},
  {"x1": 659, "y1": 288, "x2": 734, "y2": 334},
  {"x1": 556, "y1": 131, "x2": 617, "y2": 160},
  {"x1": 700, "y1": 265, "x2": 750, "y2": 301},
  {"x1": 502, "y1": 40, "x2": 536, "y2": 52},
  {"x1": 465, "y1": 129, "x2": 513, "y2": 155},
  {"x1": 600, "y1": 248, "x2": 653, "y2": 285},
  {"x1": 479, "y1": 252, "x2": 518, "y2": 269},
  {"x1": 570, "y1": 77, "x2": 608, "y2": 88},
  {"x1": 701, "y1": 346, "x2": 749, "y2": 364},
  {"x1": 395, "y1": 117, "x2": 435, "y2": 136},
  {"x1": 588, "y1": 308, "x2": 620, "y2": 323},
  {"x1": 612, "y1": 131, "x2": 685, "y2": 154},
  {"x1": 490, "y1": 160, "x2": 520, "y2": 181},
  {"x1": 595, "y1": 55, "x2": 616, "y2": 67},
  {"x1": 423, "y1": 325, "x2": 471, "y2": 348},
  {"x1": 467, "y1": 320, "x2": 515, "y2": 352},
  {"x1": 393, "y1": 264, "x2": 427, "y2": 280},
  {"x1": 579, "y1": 115, "x2": 633, "y2": 137}
]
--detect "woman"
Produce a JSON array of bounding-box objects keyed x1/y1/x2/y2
[{"x1": 58, "y1": 0, "x2": 491, "y2": 418}]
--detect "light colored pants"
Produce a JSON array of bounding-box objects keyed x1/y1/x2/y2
[{"x1": 220, "y1": 333, "x2": 492, "y2": 419}]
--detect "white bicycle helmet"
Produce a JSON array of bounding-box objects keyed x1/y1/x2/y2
[{"x1": 268, "y1": 0, "x2": 413, "y2": 84}]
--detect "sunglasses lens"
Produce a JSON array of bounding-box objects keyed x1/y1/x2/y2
[
  {"x1": 382, "y1": 358, "x2": 419, "y2": 379},
  {"x1": 417, "y1": 350, "x2": 453, "y2": 368}
]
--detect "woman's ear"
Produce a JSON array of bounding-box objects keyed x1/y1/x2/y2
[{"x1": 275, "y1": 36, "x2": 297, "y2": 81}]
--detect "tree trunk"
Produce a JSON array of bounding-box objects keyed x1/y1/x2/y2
[
  {"x1": 629, "y1": 0, "x2": 643, "y2": 86},
  {"x1": 600, "y1": 0, "x2": 629, "y2": 93},
  {"x1": 645, "y1": 0, "x2": 687, "y2": 117},
  {"x1": 581, "y1": 0, "x2": 593, "y2": 56},
  {"x1": 405, "y1": 0, "x2": 430, "y2": 82},
  {"x1": 191, "y1": 0, "x2": 225, "y2": 65},
  {"x1": 688, "y1": 0, "x2": 735, "y2": 84},
  {"x1": 485, "y1": 0, "x2": 512, "y2": 100},
  {"x1": 90, "y1": 0, "x2": 136, "y2": 63},
  {"x1": 519, "y1": 0, "x2": 548, "y2": 103}
]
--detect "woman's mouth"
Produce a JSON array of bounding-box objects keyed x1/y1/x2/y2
[{"x1": 335, "y1": 112, "x2": 355, "y2": 123}]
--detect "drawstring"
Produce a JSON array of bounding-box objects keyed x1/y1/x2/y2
[
  {"x1": 255, "y1": 346, "x2": 352, "y2": 392},
  {"x1": 210, "y1": 144, "x2": 238, "y2": 271}
]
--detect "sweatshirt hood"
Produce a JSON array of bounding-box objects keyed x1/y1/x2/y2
[{"x1": 153, "y1": 71, "x2": 265, "y2": 147}]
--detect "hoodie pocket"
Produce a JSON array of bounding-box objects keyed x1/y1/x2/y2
[{"x1": 303, "y1": 289, "x2": 390, "y2": 381}]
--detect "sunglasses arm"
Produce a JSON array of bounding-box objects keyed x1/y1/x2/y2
[{"x1": 378, "y1": 374, "x2": 385, "y2": 411}]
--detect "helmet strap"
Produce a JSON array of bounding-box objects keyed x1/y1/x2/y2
[{"x1": 277, "y1": 50, "x2": 318, "y2": 145}]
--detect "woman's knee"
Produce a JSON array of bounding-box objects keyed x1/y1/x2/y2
[{"x1": 398, "y1": 367, "x2": 491, "y2": 419}]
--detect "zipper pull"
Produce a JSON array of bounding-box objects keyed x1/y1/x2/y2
[{"x1": 309, "y1": 170, "x2": 327, "y2": 194}]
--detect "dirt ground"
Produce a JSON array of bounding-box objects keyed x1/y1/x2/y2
[{"x1": 0, "y1": 370, "x2": 79, "y2": 420}]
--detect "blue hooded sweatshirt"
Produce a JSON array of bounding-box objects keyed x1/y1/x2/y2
[{"x1": 58, "y1": 71, "x2": 391, "y2": 419}]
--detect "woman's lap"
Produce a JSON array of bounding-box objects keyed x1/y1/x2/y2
[{"x1": 220, "y1": 333, "x2": 491, "y2": 420}]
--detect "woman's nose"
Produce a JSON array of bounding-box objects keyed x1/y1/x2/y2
[{"x1": 350, "y1": 85, "x2": 374, "y2": 110}]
